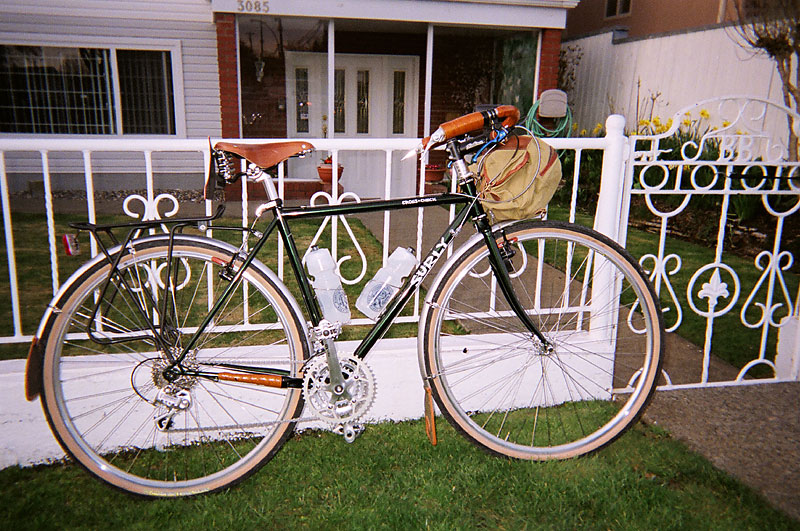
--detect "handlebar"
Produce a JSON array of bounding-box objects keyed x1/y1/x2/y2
[
  {"x1": 402, "y1": 105, "x2": 519, "y2": 160},
  {"x1": 438, "y1": 105, "x2": 519, "y2": 141}
]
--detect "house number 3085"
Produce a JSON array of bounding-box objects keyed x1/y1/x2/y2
[{"x1": 238, "y1": 0, "x2": 269, "y2": 13}]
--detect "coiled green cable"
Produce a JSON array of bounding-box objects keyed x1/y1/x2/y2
[{"x1": 524, "y1": 100, "x2": 573, "y2": 138}]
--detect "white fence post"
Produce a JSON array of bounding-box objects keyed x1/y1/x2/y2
[
  {"x1": 593, "y1": 114, "x2": 628, "y2": 242},
  {"x1": 776, "y1": 287, "x2": 800, "y2": 380},
  {"x1": 589, "y1": 114, "x2": 628, "y2": 342}
]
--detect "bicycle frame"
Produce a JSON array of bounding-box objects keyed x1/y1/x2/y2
[
  {"x1": 167, "y1": 192, "x2": 476, "y2": 378},
  {"x1": 74, "y1": 139, "x2": 548, "y2": 389}
]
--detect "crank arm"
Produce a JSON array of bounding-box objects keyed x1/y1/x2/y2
[{"x1": 322, "y1": 338, "x2": 352, "y2": 400}]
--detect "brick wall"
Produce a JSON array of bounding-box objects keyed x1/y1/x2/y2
[
  {"x1": 537, "y1": 28, "x2": 562, "y2": 97},
  {"x1": 226, "y1": 22, "x2": 562, "y2": 139},
  {"x1": 215, "y1": 13, "x2": 240, "y2": 138}
]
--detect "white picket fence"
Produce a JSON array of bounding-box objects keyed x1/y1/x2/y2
[{"x1": 1, "y1": 97, "x2": 798, "y2": 389}]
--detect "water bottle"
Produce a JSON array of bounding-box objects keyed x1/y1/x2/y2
[
  {"x1": 356, "y1": 247, "x2": 417, "y2": 320},
  {"x1": 306, "y1": 246, "x2": 351, "y2": 324}
]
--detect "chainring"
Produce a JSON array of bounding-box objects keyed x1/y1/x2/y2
[{"x1": 302, "y1": 355, "x2": 376, "y2": 425}]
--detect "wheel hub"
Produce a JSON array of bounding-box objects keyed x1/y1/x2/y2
[{"x1": 152, "y1": 348, "x2": 199, "y2": 391}]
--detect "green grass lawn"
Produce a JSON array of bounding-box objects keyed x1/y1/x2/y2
[{"x1": 0, "y1": 419, "x2": 796, "y2": 529}]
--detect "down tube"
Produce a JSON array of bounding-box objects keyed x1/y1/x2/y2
[{"x1": 352, "y1": 203, "x2": 474, "y2": 360}]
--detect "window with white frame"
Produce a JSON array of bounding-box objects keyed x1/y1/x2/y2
[
  {"x1": 605, "y1": 0, "x2": 631, "y2": 18},
  {"x1": 0, "y1": 45, "x2": 176, "y2": 135}
]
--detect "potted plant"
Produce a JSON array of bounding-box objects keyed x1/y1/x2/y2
[
  {"x1": 424, "y1": 163, "x2": 446, "y2": 182},
  {"x1": 317, "y1": 156, "x2": 344, "y2": 183}
]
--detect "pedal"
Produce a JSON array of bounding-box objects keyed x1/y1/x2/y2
[{"x1": 336, "y1": 422, "x2": 365, "y2": 444}]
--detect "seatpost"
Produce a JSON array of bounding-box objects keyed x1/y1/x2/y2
[{"x1": 246, "y1": 162, "x2": 281, "y2": 203}]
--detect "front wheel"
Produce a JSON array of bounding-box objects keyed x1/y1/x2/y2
[
  {"x1": 421, "y1": 220, "x2": 664, "y2": 460},
  {"x1": 39, "y1": 236, "x2": 309, "y2": 497}
]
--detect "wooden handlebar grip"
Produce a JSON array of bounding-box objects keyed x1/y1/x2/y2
[
  {"x1": 497, "y1": 105, "x2": 521, "y2": 129},
  {"x1": 418, "y1": 105, "x2": 520, "y2": 150},
  {"x1": 439, "y1": 105, "x2": 520, "y2": 141},
  {"x1": 440, "y1": 111, "x2": 487, "y2": 140}
]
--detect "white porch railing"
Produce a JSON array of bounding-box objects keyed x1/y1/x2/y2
[{"x1": 1, "y1": 101, "x2": 798, "y2": 388}]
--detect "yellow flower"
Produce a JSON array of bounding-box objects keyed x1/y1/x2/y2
[
  {"x1": 592, "y1": 123, "x2": 603, "y2": 135},
  {"x1": 580, "y1": 129, "x2": 587, "y2": 136},
  {"x1": 638, "y1": 119, "x2": 651, "y2": 127},
  {"x1": 682, "y1": 118, "x2": 692, "y2": 128},
  {"x1": 652, "y1": 116, "x2": 662, "y2": 127},
  {"x1": 666, "y1": 118, "x2": 673, "y2": 129},
  {"x1": 722, "y1": 120, "x2": 731, "y2": 127},
  {"x1": 572, "y1": 123, "x2": 579, "y2": 132},
  {"x1": 699, "y1": 109, "x2": 710, "y2": 120}
]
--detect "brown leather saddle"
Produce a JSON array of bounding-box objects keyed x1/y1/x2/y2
[
  {"x1": 206, "y1": 140, "x2": 315, "y2": 199},
  {"x1": 214, "y1": 140, "x2": 314, "y2": 170}
]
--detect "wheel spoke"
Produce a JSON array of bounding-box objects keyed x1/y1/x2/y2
[
  {"x1": 425, "y1": 221, "x2": 663, "y2": 460},
  {"x1": 41, "y1": 238, "x2": 306, "y2": 497}
]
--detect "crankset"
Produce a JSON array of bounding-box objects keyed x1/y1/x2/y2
[{"x1": 302, "y1": 355, "x2": 376, "y2": 443}]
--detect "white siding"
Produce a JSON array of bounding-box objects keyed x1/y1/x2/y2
[
  {"x1": 1, "y1": 0, "x2": 213, "y2": 23},
  {"x1": 0, "y1": 0, "x2": 220, "y2": 138},
  {"x1": 565, "y1": 27, "x2": 784, "y2": 135}
]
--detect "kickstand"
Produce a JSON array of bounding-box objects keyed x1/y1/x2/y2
[{"x1": 424, "y1": 385, "x2": 438, "y2": 446}]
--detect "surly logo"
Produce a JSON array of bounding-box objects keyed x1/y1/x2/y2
[{"x1": 411, "y1": 237, "x2": 448, "y2": 286}]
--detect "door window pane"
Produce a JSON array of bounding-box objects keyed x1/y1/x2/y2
[
  {"x1": 334, "y1": 69, "x2": 345, "y2": 133},
  {"x1": 295, "y1": 67, "x2": 309, "y2": 133},
  {"x1": 392, "y1": 71, "x2": 406, "y2": 134},
  {"x1": 356, "y1": 70, "x2": 369, "y2": 134},
  {"x1": 117, "y1": 50, "x2": 175, "y2": 134}
]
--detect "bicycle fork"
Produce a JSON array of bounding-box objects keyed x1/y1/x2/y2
[
  {"x1": 476, "y1": 216, "x2": 550, "y2": 348},
  {"x1": 448, "y1": 144, "x2": 550, "y2": 349}
]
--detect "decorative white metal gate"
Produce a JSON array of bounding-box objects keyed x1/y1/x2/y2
[{"x1": 619, "y1": 97, "x2": 800, "y2": 386}]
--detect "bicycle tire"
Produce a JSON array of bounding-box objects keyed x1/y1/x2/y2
[
  {"x1": 39, "y1": 235, "x2": 309, "y2": 497},
  {"x1": 421, "y1": 220, "x2": 663, "y2": 460}
]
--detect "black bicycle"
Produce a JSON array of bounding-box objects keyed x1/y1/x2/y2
[{"x1": 26, "y1": 105, "x2": 664, "y2": 497}]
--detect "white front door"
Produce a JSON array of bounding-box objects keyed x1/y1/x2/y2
[{"x1": 285, "y1": 52, "x2": 419, "y2": 199}]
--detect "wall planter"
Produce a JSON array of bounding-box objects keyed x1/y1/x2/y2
[
  {"x1": 424, "y1": 164, "x2": 446, "y2": 182},
  {"x1": 317, "y1": 163, "x2": 344, "y2": 183}
]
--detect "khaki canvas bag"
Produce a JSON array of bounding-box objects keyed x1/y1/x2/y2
[{"x1": 473, "y1": 136, "x2": 561, "y2": 222}]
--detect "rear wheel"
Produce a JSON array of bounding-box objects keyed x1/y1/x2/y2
[
  {"x1": 422, "y1": 220, "x2": 663, "y2": 460},
  {"x1": 40, "y1": 236, "x2": 308, "y2": 497}
]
